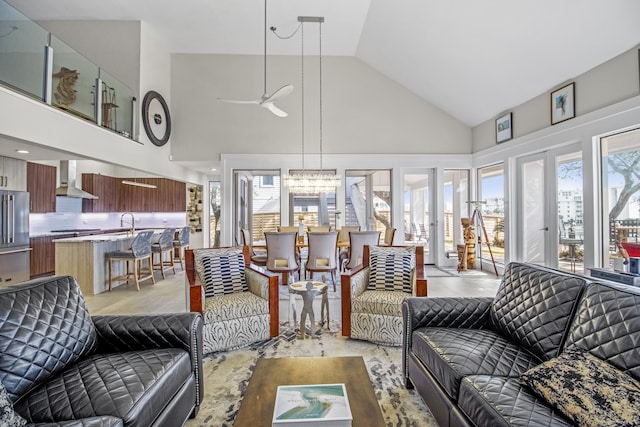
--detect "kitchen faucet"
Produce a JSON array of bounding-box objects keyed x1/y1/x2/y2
[{"x1": 120, "y1": 212, "x2": 135, "y2": 235}]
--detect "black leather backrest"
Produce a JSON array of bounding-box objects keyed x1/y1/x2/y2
[
  {"x1": 0, "y1": 275, "x2": 97, "y2": 401},
  {"x1": 565, "y1": 282, "x2": 640, "y2": 381},
  {"x1": 490, "y1": 262, "x2": 587, "y2": 361}
]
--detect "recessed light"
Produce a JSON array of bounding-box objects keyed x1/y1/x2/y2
[
  {"x1": 210, "y1": 168, "x2": 217, "y2": 171},
  {"x1": 16, "y1": 149, "x2": 29, "y2": 154}
]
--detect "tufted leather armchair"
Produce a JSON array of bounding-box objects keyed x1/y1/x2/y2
[{"x1": 0, "y1": 275, "x2": 203, "y2": 427}]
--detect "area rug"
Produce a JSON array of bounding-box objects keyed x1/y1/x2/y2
[{"x1": 185, "y1": 320, "x2": 437, "y2": 427}]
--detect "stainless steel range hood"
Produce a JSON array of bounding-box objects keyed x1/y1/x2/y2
[{"x1": 55, "y1": 160, "x2": 98, "y2": 199}]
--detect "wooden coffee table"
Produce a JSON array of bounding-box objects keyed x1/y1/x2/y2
[{"x1": 233, "y1": 356, "x2": 385, "y2": 426}]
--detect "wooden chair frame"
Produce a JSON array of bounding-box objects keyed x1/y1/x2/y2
[{"x1": 185, "y1": 246, "x2": 280, "y2": 338}]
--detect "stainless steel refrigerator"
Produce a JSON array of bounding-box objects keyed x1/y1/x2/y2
[{"x1": 0, "y1": 191, "x2": 30, "y2": 285}]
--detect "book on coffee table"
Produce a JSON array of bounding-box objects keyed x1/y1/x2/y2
[{"x1": 272, "y1": 383, "x2": 353, "y2": 427}]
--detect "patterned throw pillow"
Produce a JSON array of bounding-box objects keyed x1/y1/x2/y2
[
  {"x1": 520, "y1": 350, "x2": 640, "y2": 427},
  {"x1": 0, "y1": 382, "x2": 26, "y2": 427},
  {"x1": 368, "y1": 246, "x2": 415, "y2": 293},
  {"x1": 195, "y1": 248, "x2": 248, "y2": 297}
]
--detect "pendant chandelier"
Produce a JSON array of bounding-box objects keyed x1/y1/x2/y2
[{"x1": 283, "y1": 16, "x2": 341, "y2": 194}]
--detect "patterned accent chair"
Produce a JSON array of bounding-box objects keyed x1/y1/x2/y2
[
  {"x1": 186, "y1": 246, "x2": 279, "y2": 354},
  {"x1": 341, "y1": 245, "x2": 427, "y2": 346}
]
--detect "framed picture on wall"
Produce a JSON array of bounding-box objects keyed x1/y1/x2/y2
[
  {"x1": 495, "y1": 112, "x2": 512, "y2": 143},
  {"x1": 550, "y1": 82, "x2": 575, "y2": 125}
]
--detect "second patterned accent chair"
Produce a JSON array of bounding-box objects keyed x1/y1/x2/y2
[
  {"x1": 341, "y1": 245, "x2": 427, "y2": 346},
  {"x1": 186, "y1": 246, "x2": 279, "y2": 354}
]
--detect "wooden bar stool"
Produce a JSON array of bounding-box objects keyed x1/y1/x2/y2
[
  {"x1": 107, "y1": 230, "x2": 155, "y2": 291},
  {"x1": 152, "y1": 228, "x2": 176, "y2": 279},
  {"x1": 173, "y1": 226, "x2": 191, "y2": 270}
]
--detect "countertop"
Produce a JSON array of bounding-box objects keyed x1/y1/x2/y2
[{"x1": 52, "y1": 229, "x2": 160, "y2": 243}]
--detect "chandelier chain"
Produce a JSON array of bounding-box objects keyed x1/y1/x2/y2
[
  {"x1": 301, "y1": 22, "x2": 305, "y2": 171},
  {"x1": 319, "y1": 21, "x2": 323, "y2": 172}
]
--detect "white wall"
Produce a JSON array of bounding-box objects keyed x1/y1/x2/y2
[
  {"x1": 170, "y1": 54, "x2": 472, "y2": 161},
  {"x1": 473, "y1": 46, "x2": 640, "y2": 152}
]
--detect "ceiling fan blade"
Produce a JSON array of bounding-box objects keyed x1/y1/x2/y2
[
  {"x1": 217, "y1": 98, "x2": 260, "y2": 104},
  {"x1": 262, "y1": 102, "x2": 288, "y2": 117},
  {"x1": 263, "y1": 84, "x2": 294, "y2": 103}
]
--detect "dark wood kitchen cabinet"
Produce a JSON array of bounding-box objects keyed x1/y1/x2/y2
[
  {"x1": 27, "y1": 162, "x2": 56, "y2": 213},
  {"x1": 30, "y1": 236, "x2": 55, "y2": 278},
  {"x1": 82, "y1": 174, "x2": 120, "y2": 213},
  {"x1": 82, "y1": 173, "x2": 185, "y2": 213}
]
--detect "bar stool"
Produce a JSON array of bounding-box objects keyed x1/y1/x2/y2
[
  {"x1": 107, "y1": 230, "x2": 155, "y2": 291},
  {"x1": 173, "y1": 226, "x2": 191, "y2": 270},
  {"x1": 152, "y1": 228, "x2": 176, "y2": 279}
]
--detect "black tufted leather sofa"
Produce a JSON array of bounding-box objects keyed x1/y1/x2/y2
[
  {"x1": 403, "y1": 262, "x2": 640, "y2": 426},
  {"x1": 0, "y1": 275, "x2": 203, "y2": 427}
]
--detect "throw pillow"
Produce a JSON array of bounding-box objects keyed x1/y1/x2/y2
[
  {"x1": 520, "y1": 350, "x2": 640, "y2": 427},
  {"x1": 368, "y1": 246, "x2": 415, "y2": 293},
  {"x1": 195, "y1": 248, "x2": 248, "y2": 297},
  {"x1": 0, "y1": 382, "x2": 26, "y2": 427}
]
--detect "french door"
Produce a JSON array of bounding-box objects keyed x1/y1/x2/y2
[
  {"x1": 403, "y1": 169, "x2": 436, "y2": 264},
  {"x1": 516, "y1": 144, "x2": 583, "y2": 272}
]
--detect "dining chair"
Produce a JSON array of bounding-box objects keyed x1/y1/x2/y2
[
  {"x1": 343, "y1": 231, "x2": 381, "y2": 271},
  {"x1": 305, "y1": 231, "x2": 339, "y2": 291},
  {"x1": 308, "y1": 226, "x2": 331, "y2": 232},
  {"x1": 241, "y1": 228, "x2": 267, "y2": 267},
  {"x1": 107, "y1": 230, "x2": 155, "y2": 291},
  {"x1": 152, "y1": 228, "x2": 176, "y2": 279},
  {"x1": 382, "y1": 227, "x2": 396, "y2": 246},
  {"x1": 338, "y1": 226, "x2": 360, "y2": 244},
  {"x1": 278, "y1": 226, "x2": 299, "y2": 233},
  {"x1": 265, "y1": 231, "x2": 300, "y2": 284}
]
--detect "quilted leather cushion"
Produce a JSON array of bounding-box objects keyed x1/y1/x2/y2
[
  {"x1": 352, "y1": 290, "x2": 409, "y2": 316},
  {"x1": 202, "y1": 291, "x2": 268, "y2": 324},
  {"x1": 521, "y1": 350, "x2": 640, "y2": 427},
  {"x1": 412, "y1": 327, "x2": 542, "y2": 400},
  {"x1": 459, "y1": 375, "x2": 573, "y2": 427},
  {"x1": 564, "y1": 282, "x2": 640, "y2": 382},
  {"x1": 490, "y1": 262, "x2": 586, "y2": 361},
  {"x1": 0, "y1": 276, "x2": 97, "y2": 402},
  {"x1": 14, "y1": 349, "x2": 191, "y2": 427}
]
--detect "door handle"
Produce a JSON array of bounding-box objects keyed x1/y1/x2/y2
[{"x1": 540, "y1": 227, "x2": 549, "y2": 231}]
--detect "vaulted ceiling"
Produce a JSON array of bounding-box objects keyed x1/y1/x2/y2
[{"x1": 6, "y1": 0, "x2": 640, "y2": 127}]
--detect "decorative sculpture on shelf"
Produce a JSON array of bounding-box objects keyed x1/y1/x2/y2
[{"x1": 52, "y1": 66, "x2": 79, "y2": 106}]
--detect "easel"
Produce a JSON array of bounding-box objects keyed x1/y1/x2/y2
[{"x1": 465, "y1": 201, "x2": 499, "y2": 276}]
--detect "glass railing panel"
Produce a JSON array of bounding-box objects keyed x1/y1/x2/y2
[
  {"x1": 50, "y1": 34, "x2": 98, "y2": 122},
  {"x1": 0, "y1": 0, "x2": 49, "y2": 99},
  {"x1": 99, "y1": 68, "x2": 133, "y2": 138}
]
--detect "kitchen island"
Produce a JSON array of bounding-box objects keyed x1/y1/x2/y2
[{"x1": 54, "y1": 230, "x2": 158, "y2": 295}]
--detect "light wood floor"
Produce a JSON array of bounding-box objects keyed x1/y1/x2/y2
[{"x1": 82, "y1": 267, "x2": 501, "y2": 317}]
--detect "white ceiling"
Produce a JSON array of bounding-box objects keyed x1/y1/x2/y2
[{"x1": 5, "y1": 0, "x2": 640, "y2": 127}]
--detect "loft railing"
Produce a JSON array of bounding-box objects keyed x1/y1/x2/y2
[{"x1": 0, "y1": 0, "x2": 135, "y2": 139}]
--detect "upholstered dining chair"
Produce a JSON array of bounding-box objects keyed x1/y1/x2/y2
[
  {"x1": 265, "y1": 231, "x2": 300, "y2": 284},
  {"x1": 172, "y1": 226, "x2": 190, "y2": 270},
  {"x1": 305, "y1": 231, "x2": 339, "y2": 291},
  {"x1": 338, "y1": 226, "x2": 360, "y2": 244},
  {"x1": 186, "y1": 246, "x2": 278, "y2": 354},
  {"x1": 107, "y1": 230, "x2": 155, "y2": 291},
  {"x1": 241, "y1": 228, "x2": 267, "y2": 267},
  {"x1": 152, "y1": 227, "x2": 176, "y2": 279},
  {"x1": 278, "y1": 226, "x2": 299, "y2": 233},
  {"x1": 308, "y1": 225, "x2": 331, "y2": 232},
  {"x1": 341, "y1": 245, "x2": 427, "y2": 346},
  {"x1": 382, "y1": 227, "x2": 396, "y2": 246},
  {"x1": 342, "y1": 230, "x2": 381, "y2": 272}
]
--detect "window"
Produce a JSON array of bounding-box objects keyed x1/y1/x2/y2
[
  {"x1": 477, "y1": 163, "x2": 505, "y2": 265},
  {"x1": 601, "y1": 128, "x2": 640, "y2": 268},
  {"x1": 443, "y1": 170, "x2": 470, "y2": 256},
  {"x1": 261, "y1": 176, "x2": 274, "y2": 187}
]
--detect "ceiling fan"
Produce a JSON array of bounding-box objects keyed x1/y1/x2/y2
[{"x1": 217, "y1": 0, "x2": 293, "y2": 117}]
